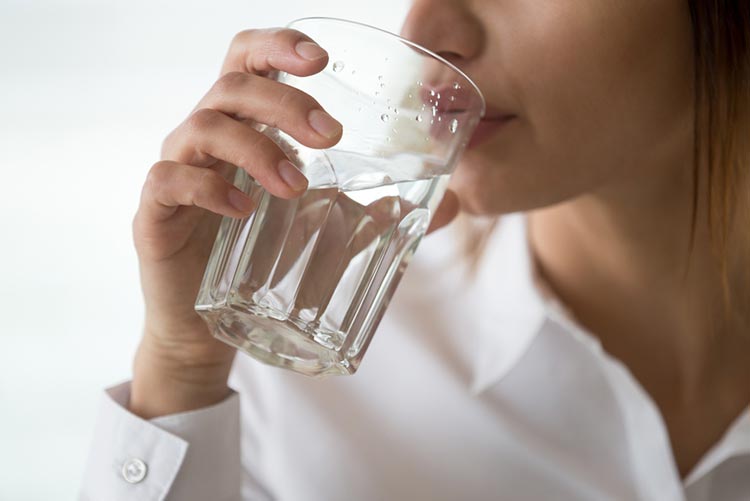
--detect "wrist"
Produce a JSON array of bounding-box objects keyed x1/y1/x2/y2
[{"x1": 130, "y1": 337, "x2": 234, "y2": 419}]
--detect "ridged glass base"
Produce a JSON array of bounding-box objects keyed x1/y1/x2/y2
[
  {"x1": 195, "y1": 152, "x2": 448, "y2": 378},
  {"x1": 198, "y1": 304, "x2": 356, "y2": 377}
]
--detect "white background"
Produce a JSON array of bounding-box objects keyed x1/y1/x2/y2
[{"x1": 0, "y1": 1, "x2": 407, "y2": 498}]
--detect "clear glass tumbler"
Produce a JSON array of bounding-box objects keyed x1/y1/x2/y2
[{"x1": 195, "y1": 17, "x2": 485, "y2": 377}]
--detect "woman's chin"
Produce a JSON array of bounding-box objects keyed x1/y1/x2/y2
[
  {"x1": 449, "y1": 166, "x2": 505, "y2": 216},
  {"x1": 451, "y1": 183, "x2": 502, "y2": 216}
]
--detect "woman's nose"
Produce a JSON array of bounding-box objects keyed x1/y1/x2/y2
[{"x1": 400, "y1": 0, "x2": 484, "y2": 64}]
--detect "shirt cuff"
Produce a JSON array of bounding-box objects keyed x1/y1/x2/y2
[{"x1": 79, "y1": 381, "x2": 241, "y2": 501}]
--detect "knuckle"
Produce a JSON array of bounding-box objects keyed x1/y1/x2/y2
[
  {"x1": 146, "y1": 160, "x2": 173, "y2": 188},
  {"x1": 231, "y1": 28, "x2": 258, "y2": 47},
  {"x1": 277, "y1": 86, "x2": 303, "y2": 109},
  {"x1": 186, "y1": 108, "x2": 222, "y2": 132},
  {"x1": 276, "y1": 28, "x2": 305, "y2": 44},
  {"x1": 236, "y1": 136, "x2": 276, "y2": 180},
  {"x1": 192, "y1": 169, "x2": 223, "y2": 206},
  {"x1": 144, "y1": 161, "x2": 174, "y2": 199},
  {"x1": 276, "y1": 88, "x2": 317, "y2": 125},
  {"x1": 213, "y1": 71, "x2": 248, "y2": 95}
]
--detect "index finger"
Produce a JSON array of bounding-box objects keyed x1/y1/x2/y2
[{"x1": 221, "y1": 28, "x2": 329, "y2": 77}]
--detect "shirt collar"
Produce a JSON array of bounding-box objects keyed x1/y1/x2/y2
[
  {"x1": 463, "y1": 212, "x2": 550, "y2": 395},
  {"x1": 685, "y1": 406, "x2": 750, "y2": 485},
  {"x1": 460, "y1": 214, "x2": 750, "y2": 484}
]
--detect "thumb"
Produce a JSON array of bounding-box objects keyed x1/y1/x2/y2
[{"x1": 426, "y1": 189, "x2": 460, "y2": 234}]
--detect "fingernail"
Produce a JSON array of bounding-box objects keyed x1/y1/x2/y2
[
  {"x1": 228, "y1": 189, "x2": 255, "y2": 213},
  {"x1": 308, "y1": 109, "x2": 342, "y2": 139},
  {"x1": 295, "y1": 41, "x2": 328, "y2": 61},
  {"x1": 278, "y1": 160, "x2": 308, "y2": 192}
]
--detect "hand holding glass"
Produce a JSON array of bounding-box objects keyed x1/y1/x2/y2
[{"x1": 195, "y1": 18, "x2": 485, "y2": 377}]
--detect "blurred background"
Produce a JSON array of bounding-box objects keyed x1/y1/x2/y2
[{"x1": 0, "y1": 0, "x2": 407, "y2": 498}]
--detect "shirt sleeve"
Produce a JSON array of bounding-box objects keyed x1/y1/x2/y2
[{"x1": 79, "y1": 381, "x2": 251, "y2": 501}]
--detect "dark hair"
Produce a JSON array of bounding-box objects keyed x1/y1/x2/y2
[{"x1": 688, "y1": 0, "x2": 750, "y2": 301}]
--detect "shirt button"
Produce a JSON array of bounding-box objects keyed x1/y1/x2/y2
[{"x1": 121, "y1": 458, "x2": 148, "y2": 484}]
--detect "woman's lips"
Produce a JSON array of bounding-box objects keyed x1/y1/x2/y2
[
  {"x1": 468, "y1": 115, "x2": 516, "y2": 149},
  {"x1": 418, "y1": 84, "x2": 516, "y2": 147}
]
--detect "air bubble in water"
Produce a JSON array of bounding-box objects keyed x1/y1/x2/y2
[
  {"x1": 450, "y1": 118, "x2": 459, "y2": 133},
  {"x1": 437, "y1": 92, "x2": 441, "y2": 100},
  {"x1": 450, "y1": 96, "x2": 456, "y2": 102},
  {"x1": 393, "y1": 108, "x2": 399, "y2": 115},
  {"x1": 378, "y1": 75, "x2": 383, "y2": 80},
  {"x1": 417, "y1": 81, "x2": 423, "y2": 87},
  {"x1": 333, "y1": 61, "x2": 345, "y2": 72},
  {"x1": 381, "y1": 114, "x2": 390, "y2": 122},
  {"x1": 432, "y1": 107, "x2": 437, "y2": 117},
  {"x1": 453, "y1": 82, "x2": 461, "y2": 89},
  {"x1": 430, "y1": 90, "x2": 436, "y2": 97},
  {"x1": 416, "y1": 114, "x2": 423, "y2": 122}
]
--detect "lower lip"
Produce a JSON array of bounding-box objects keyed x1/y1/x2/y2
[{"x1": 468, "y1": 117, "x2": 515, "y2": 149}]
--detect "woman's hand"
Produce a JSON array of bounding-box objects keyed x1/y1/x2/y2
[
  {"x1": 129, "y1": 27, "x2": 460, "y2": 419},
  {"x1": 130, "y1": 28, "x2": 344, "y2": 418}
]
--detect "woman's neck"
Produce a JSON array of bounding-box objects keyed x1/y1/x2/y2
[
  {"x1": 527, "y1": 163, "x2": 749, "y2": 384},
  {"x1": 526, "y1": 152, "x2": 750, "y2": 476}
]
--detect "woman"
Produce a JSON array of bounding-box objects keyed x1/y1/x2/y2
[{"x1": 81, "y1": 1, "x2": 750, "y2": 499}]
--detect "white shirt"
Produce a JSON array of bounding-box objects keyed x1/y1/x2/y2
[{"x1": 80, "y1": 213, "x2": 750, "y2": 501}]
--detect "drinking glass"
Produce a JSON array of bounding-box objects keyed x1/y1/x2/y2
[{"x1": 195, "y1": 17, "x2": 485, "y2": 377}]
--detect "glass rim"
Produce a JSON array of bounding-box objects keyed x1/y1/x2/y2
[{"x1": 287, "y1": 16, "x2": 486, "y2": 117}]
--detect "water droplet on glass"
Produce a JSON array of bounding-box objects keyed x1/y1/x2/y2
[
  {"x1": 393, "y1": 108, "x2": 399, "y2": 115},
  {"x1": 351, "y1": 69, "x2": 356, "y2": 75},
  {"x1": 430, "y1": 119, "x2": 434, "y2": 125},
  {"x1": 378, "y1": 75, "x2": 383, "y2": 81},
  {"x1": 432, "y1": 107, "x2": 437, "y2": 117},
  {"x1": 381, "y1": 114, "x2": 390, "y2": 122},
  {"x1": 450, "y1": 96, "x2": 456, "y2": 102},
  {"x1": 430, "y1": 89, "x2": 436, "y2": 97},
  {"x1": 416, "y1": 114, "x2": 423, "y2": 122},
  {"x1": 333, "y1": 61, "x2": 345, "y2": 72},
  {"x1": 408, "y1": 93, "x2": 413, "y2": 99},
  {"x1": 437, "y1": 92, "x2": 441, "y2": 100},
  {"x1": 417, "y1": 81, "x2": 423, "y2": 87},
  {"x1": 379, "y1": 83, "x2": 385, "y2": 89},
  {"x1": 438, "y1": 116, "x2": 442, "y2": 122},
  {"x1": 453, "y1": 82, "x2": 461, "y2": 90},
  {"x1": 450, "y1": 118, "x2": 459, "y2": 133}
]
